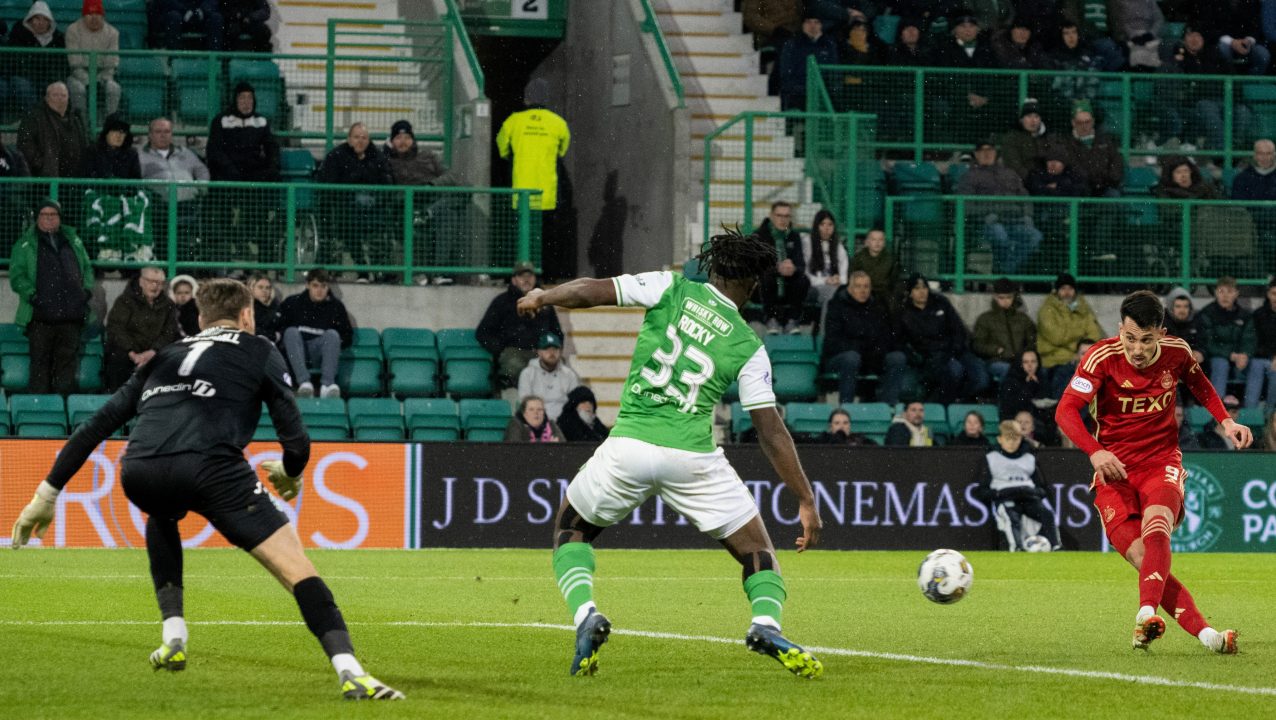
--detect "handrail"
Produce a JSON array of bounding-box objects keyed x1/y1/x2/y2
[
  {"x1": 443, "y1": 0, "x2": 486, "y2": 95},
  {"x1": 637, "y1": 0, "x2": 685, "y2": 108}
]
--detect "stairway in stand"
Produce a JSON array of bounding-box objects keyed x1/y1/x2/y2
[{"x1": 559, "y1": 306, "x2": 646, "y2": 426}]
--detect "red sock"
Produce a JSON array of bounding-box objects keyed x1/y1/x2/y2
[
  {"x1": 1161, "y1": 574, "x2": 1207, "y2": 636},
  {"x1": 1138, "y1": 516, "x2": 1173, "y2": 610}
]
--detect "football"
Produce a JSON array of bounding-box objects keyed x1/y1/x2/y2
[
  {"x1": 917, "y1": 549, "x2": 974, "y2": 604},
  {"x1": 1022, "y1": 535, "x2": 1053, "y2": 553}
]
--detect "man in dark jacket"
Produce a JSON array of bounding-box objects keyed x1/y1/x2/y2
[
  {"x1": 318, "y1": 122, "x2": 393, "y2": 273},
  {"x1": 897, "y1": 273, "x2": 989, "y2": 404},
  {"x1": 206, "y1": 81, "x2": 279, "y2": 261},
  {"x1": 1052, "y1": 104, "x2": 1123, "y2": 197},
  {"x1": 1000, "y1": 99, "x2": 1049, "y2": 180},
  {"x1": 956, "y1": 140, "x2": 1042, "y2": 274},
  {"x1": 278, "y1": 268, "x2": 353, "y2": 399},
  {"x1": 1232, "y1": 139, "x2": 1276, "y2": 255},
  {"x1": 17, "y1": 81, "x2": 87, "y2": 179},
  {"x1": 755, "y1": 201, "x2": 809, "y2": 334},
  {"x1": 777, "y1": 14, "x2": 837, "y2": 110},
  {"x1": 384, "y1": 119, "x2": 460, "y2": 274},
  {"x1": 476, "y1": 261, "x2": 563, "y2": 387},
  {"x1": 221, "y1": 0, "x2": 272, "y2": 52},
  {"x1": 105, "y1": 265, "x2": 180, "y2": 391},
  {"x1": 1195, "y1": 276, "x2": 1263, "y2": 407},
  {"x1": 821, "y1": 271, "x2": 906, "y2": 404},
  {"x1": 1251, "y1": 278, "x2": 1276, "y2": 408},
  {"x1": 972, "y1": 277, "x2": 1036, "y2": 384},
  {"x1": 927, "y1": 11, "x2": 1003, "y2": 144},
  {"x1": 9, "y1": 198, "x2": 92, "y2": 395}
]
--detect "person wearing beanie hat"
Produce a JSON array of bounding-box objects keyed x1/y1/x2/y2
[
  {"x1": 1025, "y1": 143, "x2": 1086, "y2": 199},
  {"x1": 496, "y1": 76, "x2": 571, "y2": 279},
  {"x1": 1036, "y1": 273, "x2": 1103, "y2": 396},
  {"x1": 206, "y1": 78, "x2": 279, "y2": 260},
  {"x1": 1000, "y1": 97, "x2": 1048, "y2": 179},
  {"x1": 972, "y1": 277, "x2": 1036, "y2": 384},
  {"x1": 991, "y1": 17, "x2": 1046, "y2": 70},
  {"x1": 383, "y1": 116, "x2": 456, "y2": 278},
  {"x1": 168, "y1": 273, "x2": 200, "y2": 336},
  {"x1": 79, "y1": 113, "x2": 140, "y2": 179},
  {"x1": 9, "y1": 195, "x2": 94, "y2": 394},
  {"x1": 896, "y1": 274, "x2": 990, "y2": 404},
  {"x1": 65, "y1": 0, "x2": 120, "y2": 117},
  {"x1": 928, "y1": 8, "x2": 999, "y2": 144}
]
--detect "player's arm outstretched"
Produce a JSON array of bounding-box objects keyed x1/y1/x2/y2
[
  {"x1": 751, "y1": 407, "x2": 822, "y2": 551},
  {"x1": 1179, "y1": 353, "x2": 1254, "y2": 449},
  {"x1": 517, "y1": 277, "x2": 617, "y2": 316},
  {"x1": 11, "y1": 371, "x2": 147, "y2": 548}
]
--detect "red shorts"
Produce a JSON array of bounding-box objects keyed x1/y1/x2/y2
[{"x1": 1092, "y1": 461, "x2": 1186, "y2": 535}]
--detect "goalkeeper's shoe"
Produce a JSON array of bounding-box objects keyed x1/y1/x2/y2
[
  {"x1": 1133, "y1": 614, "x2": 1167, "y2": 650},
  {"x1": 746, "y1": 623, "x2": 823, "y2": 679},
  {"x1": 149, "y1": 640, "x2": 187, "y2": 672},
  {"x1": 1209, "y1": 629, "x2": 1239, "y2": 655},
  {"x1": 570, "y1": 608, "x2": 611, "y2": 677},
  {"x1": 340, "y1": 671, "x2": 405, "y2": 700}
]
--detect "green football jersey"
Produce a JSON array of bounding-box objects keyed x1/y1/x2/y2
[{"x1": 608, "y1": 272, "x2": 775, "y2": 453}]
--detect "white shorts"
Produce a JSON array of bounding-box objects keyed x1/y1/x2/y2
[{"x1": 566, "y1": 436, "x2": 760, "y2": 540}]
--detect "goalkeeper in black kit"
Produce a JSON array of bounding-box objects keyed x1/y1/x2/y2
[{"x1": 10, "y1": 279, "x2": 403, "y2": 701}]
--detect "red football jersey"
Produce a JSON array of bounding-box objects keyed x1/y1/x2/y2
[{"x1": 1062, "y1": 336, "x2": 1205, "y2": 468}]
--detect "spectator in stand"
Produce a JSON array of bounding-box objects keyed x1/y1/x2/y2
[
  {"x1": 17, "y1": 82, "x2": 86, "y2": 179},
  {"x1": 1164, "y1": 286, "x2": 1204, "y2": 361},
  {"x1": 384, "y1": 119, "x2": 450, "y2": 186},
  {"x1": 1042, "y1": 20, "x2": 1110, "y2": 128},
  {"x1": 1153, "y1": 155, "x2": 1220, "y2": 200},
  {"x1": 79, "y1": 113, "x2": 139, "y2": 179},
  {"x1": 476, "y1": 261, "x2": 563, "y2": 387},
  {"x1": 155, "y1": 0, "x2": 223, "y2": 50},
  {"x1": 137, "y1": 117, "x2": 209, "y2": 248},
  {"x1": 278, "y1": 268, "x2": 353, "y2": 399},
  {"x1": 928, "y1": 11, "x2": 1001, "y2": 144},
  {"x1": 839, "y1": 19, "x2": 885, "y2": 65},
  {"x1": 1036, "y1": 273, "x2": 1103, "y2": 397},
  {"x1": 1054, "y1": 103, "x2": 1123, "y2": 197},
  {"x1": 1026, "y1": 145, "x2": 1087, "y2": 198},
  {"x1": 1165, "y1": 26, "x2": 1241, "y2": 152},
  {"x1": 496, "y1": 78, "x2": 572, "y2": 280},
  {"x1": 168, "y1": 274, "x2": 199, "y2": 337},
  {"x1": 517, "y1": 331, "x2": 580, "y2": 422},
  {"x1": 65, "y1": 0, "x2": 119, "y2": 118},
  {"x1": 0, "y1": 136, "x2": 31, "y2": 259},
  {"x1": 803, "y1": 209, "x2": 848, "y2": 306},
  {"x1": 972, "y1": 277, "x2": 1037, "y2": 384},
  {"x1": 1252, "y1": 279, "x2": 1276, "y2": 407},
  {"x1": 1231, "y1": 139, "x2": 1276, "y2": 255},
  {"x1": 1015, "y1": 408, "x2": 1057, "y2": 448},
  {"x1": 849, "y1": 227, "x2": 900, "y2": 309},
  {"x1": 1001, "y1": 99, "x2": 1049, "y2": 180},
  {"x1": 383, "y1": 119, "x2": 461, "y2": 279},
  {"x1": 9, "y1": 198, "x2": 91, "y2": 395},
  {"x1": 104, "y1": 265, "x2": 180, "y2": 391},
  {"x1": 557, "y1": 385, "x2": 609, "y2": 443},
  {"x1": 888, "y1": 17, "x2": 928, "y2": 66},
  {"x1": 897, "y1": 273, "x2": 989, "y2": 404},
  {"x1": 1188, "y1": 0, "x2": 1269, "y2": 74},
  {"x1": 1175, "y1": 404, "x2": 1202, "y2": 449},
  {"x1": 220, "y1": 0, "x2": 272, "y2": 53},
  {"x1": 992, "y1": 17, "x2": 1049, "y2": 68},
  {"x1": 821, "y1": 270, "x2": 907, "y2": 404},
  {"x1": 975, "y1": 420, "x2": 1061, "y2": 551},
  {"x1": 805, "y1": 0, "x2": 876, "y2": 39},
  {"x1": 755, "y1": 201, "x2": 809, "y2": 334},
  {"x1": 950, "y1": 410, "x2": 990, "y2": 447},
  {"x1": 777, "y1": 14, "x2": 837, "y2": 110},
  {"x1": 206, "y1": 81, "x2": 279, "y2": 261},
  {"x1": 1195, "y1": 276, "x2": 1263, "y2": 407},
  {"x1": 956, "y1": 140, "x2": 1043, "y2": 275},
  {"x1": 504, "y1": 395, "x2": 564, "y2": 443},
  {"x1": 1108, "y1": 0, "x2": 1165, "y2": 70},
  {"x1": 318, "y1": 122, "x2": 394, "y2": 277},
  {"x1": 818, "y1": 407, "x2": 876, "y2": 446},
  {"x1": 884, "y1": 400, "x2": 933, "y2": 447},
  {"x1": 1199, "y1": 394, "x2": 1244, "y2": 449},
  {"x1": 6, "y1": 2, "x2": 67, "y2": 113},
  {"x1": 742, "y1": 0, "x2": 801, "y2": 76},
  {"x1": 999, "y1": 348, "x2": 1055, "y2": 421},
  {"x1": 247, "y1": 273, "x2": 280, "y2": 342}
]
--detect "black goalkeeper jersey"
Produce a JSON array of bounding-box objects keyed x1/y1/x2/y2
[{"x1": 45, "y1": 326, "x2": 309, "y2": 490}]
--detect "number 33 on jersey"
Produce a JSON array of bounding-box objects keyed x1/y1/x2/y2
[{"x1": 608, "y1": 272, "x2": 775, "y2": 453}]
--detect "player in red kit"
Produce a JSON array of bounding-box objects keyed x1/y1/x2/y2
[{"x1": 1055, "y1": 291, "x2": 1248, "y2": 653}]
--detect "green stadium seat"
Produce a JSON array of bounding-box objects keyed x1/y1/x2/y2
[
  {"x1": 77, "y1": 354, "x2": 103, "y2": 393},
  {"x1": 296, "y1": 397, "x2": 349, "y2": 435},
  {"x1": 309, "y1": 427, "x2": 350, "y2": 441},
  {"x1": 1236, "y1": 407, "x2": 1265, "y2": 434},
  {"x1": 2, "y1": 352, "x2": 30, "y2": 393},
  {"x1": 253, "y1": 425, "x2": 279, "y2": 441},
  {"x1": 464, "y1": 428, "x2": 506, "y2": 442},
  {"x1": 784, "y1": 402, "x2": 831, "y2": 435},
  {"x1": 436, "y1": 328, "x2": 483, "y2": 354},
  {"x1": 337, "y1": 352, "x2": 383, "y2": 397},
  {"x1": 842, "y1": 402, "x2": 895, "y2": 435},
  {"x1": 767, "y1": 339, "x2": 819, "y2": 402},
  {"x1": 11, "y1": 394, "x2": 66, "y2": 436},
  {"x1": 682, "y1": 257, "x2": 708, "y2": 283},
  {"x1": 117, "y1": 55, "x2": 168, "y2": 120},
  {"x1": 459, "y1": 398, "x2": 510, "y2": 440},
  {"x1": 347, "y1": 398, "x2": 404, "y2": 439},
  {"x1": 946, "y1": 403, "x2": 1001, "y2": 440},
  {"x1": 383, "y1": 328, "x2": 440, "y2": 397},
  {"x1": 66, "y1": 394, "x2": 109, "y2": 430},
  {"x1": 404, "y1": 398, "x2": 459, "y2": 439},
  {"x1": 18, "y1": 423, "x2": 65, "y2": 437},
  {"x1": 443, "y1": 346, "x2": 493, "y2": 398},
  {"x1": 411, "y1": 426, "x2": 460, "y2": 441},
  {"x1": 0, "y1": 323, "x2": 25, "y2": 344},
  {"x1": 352, "y1": 327, "x2": 381, "y2": 348},
  {"x1": 730, "y1": 401, "x2": 753, "y2": 441},
  {"x1": 171, "y1": 58, "x2": 220, "y2": 125},
  {"x1": 382, "y1": 327, "x2": 437, "y2": 352},
  {"x1": 1186, "y1": 405, "x2": 1212, "y2": 431},
  {"x1": 873, "y1": 13, "x2": 900, "y2": 44}
]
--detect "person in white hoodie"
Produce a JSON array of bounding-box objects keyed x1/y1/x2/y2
[
  {"x1": 65, "y1": 0, "x2": 120, "y2": 118},
  {"x1": 517, "y1": 331, "x2": 580, "y2": 422}
]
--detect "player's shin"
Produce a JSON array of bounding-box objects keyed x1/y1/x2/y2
[
  {"x1": 292, "y1": 576, "x2": 363, "y2": 677},
  {"x1": 1160, "y1": 574, "x2": 1208, "y2": 636},
  {"x1": 553, "y1": 542, "x2": 597, "y2": 626},
  {"x1": 1137, "y1": 515, "x2": 1173, "y2": 614},
  {"x1": 147, "y1": 517, "x2": 188, "y2": 651},
  {"x1": 743, "y1": 569, "x2": 786, "y2": 629}
]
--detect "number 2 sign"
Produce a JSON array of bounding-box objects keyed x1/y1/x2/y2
[{"x1": 511, "y1": 0, "x2": 548, "y2": 20}]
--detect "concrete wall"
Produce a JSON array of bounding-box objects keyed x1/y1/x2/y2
[
  {"x1": 416, "y1": 0, "x2": 491, "y2": 188},
  {"x1": 536, "y1": 0, "x2": 689, "y2": 276}
]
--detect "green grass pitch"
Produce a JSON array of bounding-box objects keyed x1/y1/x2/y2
[{"x1": 2, "y1": 548, "x2": 1274, "y2": 719}]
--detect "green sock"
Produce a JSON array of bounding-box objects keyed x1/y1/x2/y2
[
  {"x1": 744, "y1": 570, "x2": 787, "y2": 627},
  {"x1": 553, "y1": 542, "x2": 596, "y2": 622}
]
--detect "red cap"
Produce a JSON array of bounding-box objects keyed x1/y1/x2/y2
[{"x1": 82, "y1": 0, "x2": 104, "y2": 16}]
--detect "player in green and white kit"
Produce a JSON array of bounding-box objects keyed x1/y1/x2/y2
[{"x1": 517, "y1": 230, "x2": 824, "y2": 679}]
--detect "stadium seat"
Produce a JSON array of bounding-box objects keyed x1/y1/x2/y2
[
  {"x1": 1236, "y1": 407, "x2": 1265, "y2": 435},
  {"x1": 332, "y1": 335, "x2": 384, "y2": 397},
  {"x1": 459, "y1": 398, "x2": 510, "y2": 441},
  {"x1": 764, "y1": 336, "x2": 819, "y2": 402},
  {"x1": 117, "y1": 55, "x2": 168, "y2": 121},
  {"x1": 404, "y1": 397, "x2": 460, "y2": 441},
  {"x1": 66, "y1": 394, "x2": 109, "y2": 430},
  {"x1": 437, "y1": 330, "x2": 492, "y2": 398},
  {"x1": 1186, "y1": 405, "x2": 1212, "y2": 432},
  {"x1": 730, "y1": 401, "x2": 753, "y2": 441},
  {"x1": 11, "y1": 394, "x2": 67, "y2": 436},
  {"x1": 383, "y1": 328, "x2": 440, "y2": 397},
  {"x1": 0, "y1": 323, "x2": 24, "y2": 343},
  {"x1": 946, "y1": 403, "x2": 1001, "y2": 440},
  {"x1": 436, "y1": 328, "x2": 483, "y2": 354},
  {"x1": 171, "y1": 58, "x2": 220, "y2": 125},
  {"x1": 347, "y1": 398, "x2": 404, "y2": 440},
  {"x1": 296, "y1": 397, "x2": 349, "y2": 437},
  {"x1": 682, "y1": 257, "x2": 708, "y2": 283},
  {"x1": 76, "y1": 353, "x2": 103, "y2": 393},
  {"x1": 1, "y1": 346, "x2": 30, "y2": 393},
  {"x1": 873, "y1": 13, "x2": 900, "y2": 44},
  {"x1": 842, "y1": 402, "x2": 895, "y2": 435},
  {"x1": 784, "y1": 402, "x2": 831, "y2": 436}
]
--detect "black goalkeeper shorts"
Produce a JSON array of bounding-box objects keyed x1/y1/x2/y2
[{"x1": 121, "y1": 453, "x2": 289, "y2": 551}]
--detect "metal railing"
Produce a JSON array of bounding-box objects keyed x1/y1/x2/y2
[
  {"x1": 0, "y1": 177, "x2": 539, "y2": 283},
  {"x1": 810, "y1": 61, "x2": 1276, "y2": 167},
  {"x1": 637, "y1": 0, "x2": 685, "y2": 108},
  {"x1": 885, "y1": 194, "x2": 1276, "y2": 292}
]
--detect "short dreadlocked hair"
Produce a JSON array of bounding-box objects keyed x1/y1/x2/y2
[{"x1": 697, "y1": 227, "x2": 778, "y2": 282}]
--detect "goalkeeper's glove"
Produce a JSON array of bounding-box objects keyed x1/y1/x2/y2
[
  {"x1": 12, "y1": 481, "x2": 58, "y2": 549},
  {"x1": 260, "y1": 461, "x2": 302, "y2": 501}
]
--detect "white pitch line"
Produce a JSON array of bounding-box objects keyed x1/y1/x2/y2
[{"x1": 2, "y1": 618, "x2": 1272, "y2": 698}]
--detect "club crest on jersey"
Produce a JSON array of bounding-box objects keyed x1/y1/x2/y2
[
  {"x1": 1070, "y1": 377, "x2": 1093, "y2": 394},
  {"x1": 1160, "y1": 371, "x2": 1174, "y2": 389},
  {"x1": 1104, "y1": 506, "x2": 1116, "y2": 524}
]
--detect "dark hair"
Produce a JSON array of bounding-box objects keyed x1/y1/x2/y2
[
  {"x1": 770, "y1": 200, "x2": 792, "y2": 212},
  {"x1": 697, "y1": 227, "x2": 778, "y2": 282},
  {"x1": 828, "y1": 408, "x2": 850, "y2": 424},
  {"x1": 963, "y1": 411, "x2": 984, "y2": 433},
  {"x1": 1120, "y1": 290, "x2": 1165, "y2": 329},
  {"x1": 196, "y1": 278, "x2": 252, "y2": 325},
  {"x1": 306, "y1": 268, "x2": 331, "y2": 284},
  {"x1": 808, "y1": 209, "x2": 838, "y2": 276}
]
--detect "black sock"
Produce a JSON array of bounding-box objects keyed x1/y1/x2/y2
[
  {"x1": 146, "y1": 516, "x2": 183, "y2": 617},
  {"x1": 293, "y1": 576, "x2": 354, "y2": 658}
]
